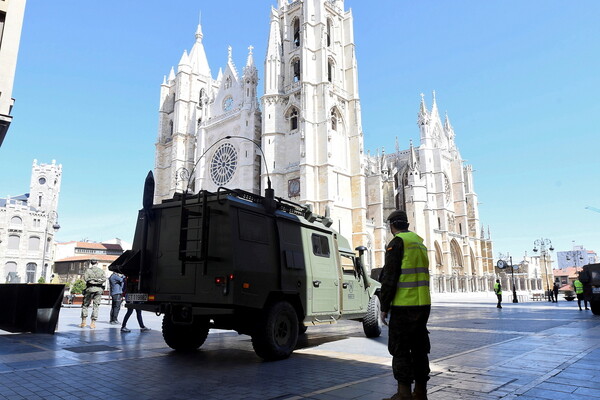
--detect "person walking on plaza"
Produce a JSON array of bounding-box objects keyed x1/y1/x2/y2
[
  {"x1": 494, "y1": 279, "x2": 502, "y2": 309},
  {"x1": 109, "y1": 271, "x2": 125, "y2": 324},
  {"x1": 121, "y1": 279, "x2": 151, "y2": 333},
  {"x1": 574, "y1": 276, "x2": 588, "y2": 310},
  {"x1": 380, "y1": 210, "x2": 431, "y2": 400},
  {"x1": 552, "y1": 281, "x2": 559, "y2": 303},
  {"x1": 80, "y1": 260, "x2": 106, "y2": 329}
]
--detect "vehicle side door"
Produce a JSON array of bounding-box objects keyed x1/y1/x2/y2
[{"x1": 305, "y1": 231, "x2": 340, "y2": 317}]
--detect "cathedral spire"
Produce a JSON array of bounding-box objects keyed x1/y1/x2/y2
[
  {"x1": 265, "y1": 7, "x2": 282, "y2": 95},
  {"x1": 189, "y1": 23, "x2": 211, "y2": 77},
  {"x1": 430, "y1": 90, "x2": 440, "y2": 122},
  {"x1": 417, "y1": 93, "x2": 429, "y2": 126},
  {"x1": 246, "y1": 45, "x2": 254, "y2": 67},
  {"x1": 168, "y1": 67, "x2": 175, "y2": 82},
  {"x1": 409, "y1": 139, "x2": 419, "y2": 171}
]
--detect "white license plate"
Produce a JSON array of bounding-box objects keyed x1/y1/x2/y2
[
  {"x1": 127, "y1": 293, "x2": 148, "y2": 302},
  {"x1": 592, "y1": 287, "x2": 600, "y2": 294}
]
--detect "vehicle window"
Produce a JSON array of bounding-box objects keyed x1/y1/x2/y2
[
  {"x1": 311, "y1": 234, "x2": 330, "y2": 258},
  {"x1": 341, "y1": 254, "x2": 355, "y2": 274}
]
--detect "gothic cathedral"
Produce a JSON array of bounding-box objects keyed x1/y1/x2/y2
[{"x1": 154, "y1": 0, "x2": 494, "y2": 293}]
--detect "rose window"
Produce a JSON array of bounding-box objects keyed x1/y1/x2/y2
[{"x1": 209, "y1": 143, "x2": 238, "y2": 186}]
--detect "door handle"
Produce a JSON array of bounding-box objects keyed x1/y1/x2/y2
[
  {"x1": 342, "y1": 283, "x2": 348, "y2": 289},
  {"x1": 313, "y1": 280, "x2": 321, "y2": 288}
]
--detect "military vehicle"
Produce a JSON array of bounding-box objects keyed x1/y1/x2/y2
[
  {"x1": 110, "y1": 172, "x2": 382, "y2": 360},
  {"x1": 580, "y1": 263, "x2": 600, "y2": 315}
]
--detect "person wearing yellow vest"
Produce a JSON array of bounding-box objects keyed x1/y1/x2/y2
[
  {"x1": 494, "y1": 279, "x2": 502, "y2": 309},
  {"x1": 573, "y1": 276, "x2": 588, "y2": 311},
  {"x1": 380, "y1": 210, "x2": 431, "y2": 400}
]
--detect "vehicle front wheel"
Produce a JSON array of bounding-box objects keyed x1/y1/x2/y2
[
  {"x1": 252, "y1": 301, "x2": 299, "y2": 361},
  {"x1": 363, "y1": 294, "x2": 382, "y2": 338},
  {"x1": 162, "y1": 314, "x2": 210, "y2": 351}
]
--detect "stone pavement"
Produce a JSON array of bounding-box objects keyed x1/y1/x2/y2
[{"x1": 0, "y1": 292, "x2": 598, "y2": 400}]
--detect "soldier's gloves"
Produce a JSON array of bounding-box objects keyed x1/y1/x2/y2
[{"x1": 380, "y1": 311, "x2": 389, "y2": 326}]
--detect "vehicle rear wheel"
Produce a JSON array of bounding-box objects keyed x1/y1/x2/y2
[
  {"x1": 162, "y1": 314, "x2": 209, "y2": 351},
  {"x1": 252, "y1": 301, "x2": 299, "y2": 361},
  {"x1": 591, "y1": 300, "x2": 600, "y2": 316},
  {"x1": 363, "y1": 294, "x2": 382, "y2": 338}
]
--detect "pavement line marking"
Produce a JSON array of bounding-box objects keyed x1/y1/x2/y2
[
  {"x1": 295, "y1": 348, "x2": 392, "y2": 365},
  {"x1": 429, "y1": 326, "x2": 538, "y2": 335},
  {"x1": 281, "y1": 371, "x2": 394, "y2": 400}
]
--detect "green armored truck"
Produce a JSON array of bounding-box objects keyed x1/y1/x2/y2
[
  {"x1": 580, "y1": 263, "x2": 600, "y2": 315},
  {"x1": 110, "y1": 173, "x2": 382, "y2": 360}
]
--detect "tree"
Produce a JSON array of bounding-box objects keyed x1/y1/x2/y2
[{"x1": 71, "y1": 279, "x2": 86, "y2": 294}]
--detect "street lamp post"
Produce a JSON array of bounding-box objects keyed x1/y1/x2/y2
[
  {"x1": 533, "y1": 238, "x2": 554, "y2": 302},
  {"x1": 40, "y1": 211, "x2": 60, "y2": 282},
  {"x1": 498, "y1": 252, "x2": 518, "y2": 303},
  {"x1": 565, "y1": 245, "x2": 585, "y2": 272}
]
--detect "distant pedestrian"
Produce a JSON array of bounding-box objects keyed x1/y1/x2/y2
[
  {"x1": 121, "y1": 280, "x2": 151, "y2": 333},
  {"x1": 552, "y1": 281, "x2": 559, "y2": 303},
  {"x1": 573, "y1": 276, "x2": 588, "y2": 311},
  {"x1": 108, "y1": 272, "x2": 125, "y2": 324},
  {"x1": 80, "y1": 260, "x2": 106, "y2": 329},
  {"x1": 494, "y1": 279, "x2": 502, "y2": 309}
]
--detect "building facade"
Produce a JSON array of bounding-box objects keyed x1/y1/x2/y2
[
  {"x1": 557, "y1": 245, "x2": 597, "y2": 270},
  {"x1": 0, "y1": 159, "x2": 62, "y2": 282},
  {"x1": 53, "y1": 241, "x2": 124, "y2": 284},
  {"x1": 0, "y1": 0, "x2": 26, "y2": 147},
  {"x1": 153, "y1": 0, "x2": 494, "y2": 293}
]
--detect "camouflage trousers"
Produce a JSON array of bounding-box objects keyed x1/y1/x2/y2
[
  {"x1": 81, "y1": 287, "x2": 103, "y2": 320},
  {"x1": 388, "y1": 305, "x2": 431, "y2": 385}
]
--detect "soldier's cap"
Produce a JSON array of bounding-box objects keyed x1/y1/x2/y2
[
  {"x1": 90, "y1": 259, "x2": 98, "y2": 265},
  {"x1": 387, "y1": 210, "x2": 408, "y2": 223}
]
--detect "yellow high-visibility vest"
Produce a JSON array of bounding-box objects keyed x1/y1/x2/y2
[
  {"x1": 494, "y1": 282, "x2": 502, "y2": 295},
  {"x1": 574, "y1": 280, "x2": 584, "y2": 294},
  {"x1": 391, "y1": 231, "x2": 431, "y2": 307}
]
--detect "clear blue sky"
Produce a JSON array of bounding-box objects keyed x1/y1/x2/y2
[{"x1": 2, "y1": 0, "x2": 599, "y2": 263}]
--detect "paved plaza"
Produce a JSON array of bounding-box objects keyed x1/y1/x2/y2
[{"x1": 0, "y1": 292, "x2": 599, "y2": 400}]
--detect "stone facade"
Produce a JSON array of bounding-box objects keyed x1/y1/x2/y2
[
  {"x1": 154, "y1": 25, "x2": 261, "y2": 203},
  {"x1": 0, "y1": 159, "x2": 62, "y2": 282},
  {"x1": 153, "y1": 0, "x2": 496, "y2": 293},
  {"x1": 0, "y1": 0, "x2": 26, "y2": 146}
]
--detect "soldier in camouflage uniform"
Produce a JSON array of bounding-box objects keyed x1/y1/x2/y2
[
  {"x1": 80, "y1": 260, "x2": 106, "y2": 329},
  {"x1": 380, "y1": 210, "x2": 431, "y2": 400}
]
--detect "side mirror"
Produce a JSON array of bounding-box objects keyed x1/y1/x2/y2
[{"x1": 355, "y1": 246, "x2": 370, "y2": 288}]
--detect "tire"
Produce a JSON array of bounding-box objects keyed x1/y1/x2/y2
[
  {"x1": 162, "y1": 314, "x2": 210, "y2": 351},
  {"x1": 363, "y1": 294, "x2": 382, "y2": 338},
  {"x1": 252, "y1": 301, "x2": 299, "y2": 361},
  {"x1": 591, "y1": 301, "x2": 600, "y2": 316}
]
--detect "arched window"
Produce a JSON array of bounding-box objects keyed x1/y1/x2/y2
[
  {"x1": 169, "y1": 120, "x2": 174, "y2": 136},
  {"x1": 290, "y1": 108, "x2": 299, "y2": 130},
  {"x1": 326, "y1": 18, "x2": 333, "y2": 47},
  {"x1": 198, "y1": 89, "x2": 205, "y2": 109},
  {"x1": 450, "y1": 239, "x2": 463, "y2": 269},
  {"x1": 292, "y1": 58, "x2": 301, "y2": 82},
  {"x1": 330, "y1": 108, "x2": 337, "y2": 131},
  {"x1": 10, "y1": 216, "x2": 22, "y2": 225},
  {"x1": 8, "y1": 235, "x2": 20, "y2": 250},
  {"x1": 328, "y1": 59, "x2": 333, "y2": 82},
  {"x1": 225, "y1": 76, "x2": 232, "y2": 89},
  {"x1": 5, "y1": 262, "x2": 17, "y2": 283},
  {"x1": 26, "y1": 263, "x2": 37, "y2": 284},
  {"x1": 434, "y1": 241, "x2": 443, "y2": 269},
  {"x1": 293, "y1": 18, "x2": 300, "y2": 47},
  {"x1": 28, "y1": 236, "x2": 41, "y2": 251}
]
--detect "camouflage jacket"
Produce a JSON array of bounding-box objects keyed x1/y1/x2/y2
[{"x1": 84, "y1": 266, "x2": 106, "y2": 286}]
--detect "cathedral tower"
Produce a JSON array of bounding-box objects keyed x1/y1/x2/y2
[
  {"x1": 28, "y1": 159, "x2": 62, "y2": 214},
  {"x1": 262, "y1": 0, "x2": 366, "y2": 247},
  {"x1": 155, "y1": 25, "x2": 261, "y2": 203}
]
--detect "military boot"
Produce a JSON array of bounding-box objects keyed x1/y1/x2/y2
[
  {"x1": 79, "y1": 319, "x2": 87, "y2": 328},
  {"x1": 90, "y1": 320, "x2": 96, "y2": 329},
  {"x1": 383, "y1": 383, "x2": 412, "y2": 400},
  {"x1": 412, "y1": 382, "x2": 428, "y2": 400}
]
